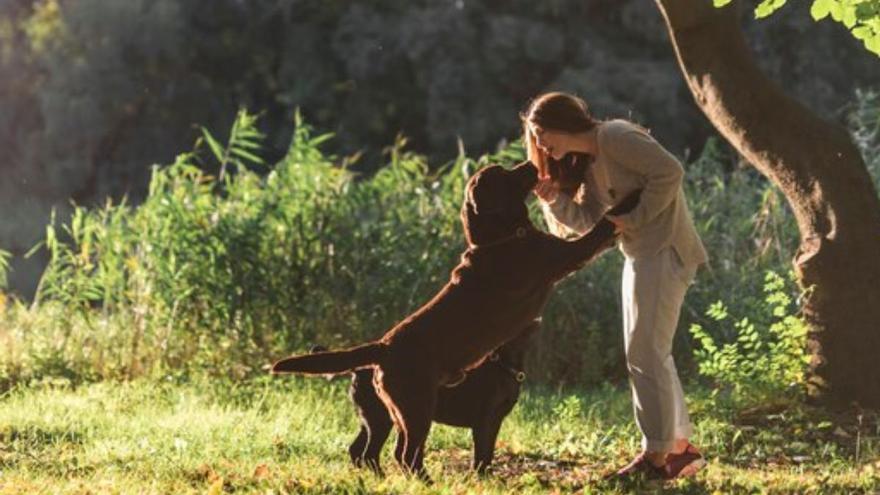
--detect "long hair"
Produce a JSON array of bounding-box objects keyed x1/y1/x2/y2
[{"x1": 521, "y1": 92, "x2": 600, "y2": 179}]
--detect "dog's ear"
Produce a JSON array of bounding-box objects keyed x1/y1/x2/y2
[
  {"x1": 466, "y1": 176, "x2": 479, "y2": 215},
  {"x1": 464, "y1": 171, "x2": 483, "y2": 215},
  {"x1": 465, "y1": 166, "x2": 507, "y2": 216}
]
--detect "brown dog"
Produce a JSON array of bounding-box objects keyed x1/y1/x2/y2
[{"x1": 271, "y1": 160, "x2": 639, "y2": 478}]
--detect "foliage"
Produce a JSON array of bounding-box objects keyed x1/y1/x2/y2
[
  {"x1": 200, "y1": 108, "x2": 267, "y2": 181},
  {"x1": 713, "y1": 0, "x2": 880, "y2": 56},
  {"x1": 689, "y1": 271, "x2": 810, "y2": 406},
  {"x1": 0, "y1": 378, "x2": 876, "y2": 493},
  {"x1": 2, "y1": 0, "x2": 874, "y2": 198},
  {"x1": 3, "y1": 0, "x2": 877, "y2": 301},
  {"x1": 0, "y1": 248, "x2": 10, "y2": 289},
  {"x1": 0, "y1": 106, "x2": 801, "y2": 388},
  {"x1": 4, "y1": 89, "x2": 880, "y2": 389},
  {"x1": 3, "y1": 109, "x2": 489, "y2": 384},
  {"x1": 849, "y1": 87, "x2": 880, "y2": 191}
]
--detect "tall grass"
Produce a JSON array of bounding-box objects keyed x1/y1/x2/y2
[
  {"x1": 0, "y1": 110, "x2": 506, "y2": 385},
  {"x1": 1, "y1": 90, "x2": 877, "y2": 390}
]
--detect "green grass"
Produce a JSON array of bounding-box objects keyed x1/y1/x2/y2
[{"x1": 0, "y1": 378, "x2": 877, "y2": 494}]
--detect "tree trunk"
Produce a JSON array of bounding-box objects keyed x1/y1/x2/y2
[{"x1": 655, "y1": 0, "x2": 880, "y2": 408}]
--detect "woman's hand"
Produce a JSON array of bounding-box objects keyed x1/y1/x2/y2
[{"x1": 533, "y1": 178, "x2": 559, "y2": 203}]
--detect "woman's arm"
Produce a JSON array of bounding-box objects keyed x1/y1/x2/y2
[
  {"x1": 541, "y1": 189, "x2": 640, "y2": 281},
  {"x1": 603, "y1": 126, "x2": 683, "y2": 231},
  {"x1": 539, "y1": 185, "x2": 604, "y2": 238}
]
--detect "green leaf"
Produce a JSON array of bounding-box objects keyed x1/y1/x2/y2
[
  {"x1": 867, "y1": 33, "x2": 880, "y2": 54},
  {"x1": 232, "y1": 139, "x2": 262, "y2": 150},
  {"x1": 855, "y1": 2, "x2": 880, "y2": 21},
  {"x1": 755, "y1": 0, "x2": 788, "y2": 19},
  {"x1": 309, "y1": 133, "x2": 335, "y2": 147},
  {"x1": 811, "y1": 0, "x2": 832, "y2": 20},
  {"x1": 201, "y1": 128, "x2": 225, "y2": 164},
  {"x1": 829, "y1": 1, "x2": 843, "y2": 21},
  {"x1": 843, "y1": 5, "x2": 858, "y2": 28},
  {"x1": 714, "y1": 0, "x2": 733, "y2": 6},
  {"x1": 230, "y1": 147, "x2": 265, "y2": 165}
]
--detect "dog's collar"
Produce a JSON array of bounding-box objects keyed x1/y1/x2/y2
[
  {"x1": 489, "y1": 352, "x2": 526, "y2": 382},
  {"x1": 467, "y1": 225, "x2": 533, "y2": 251}
]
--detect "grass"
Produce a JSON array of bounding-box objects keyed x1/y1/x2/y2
[{"x1": 0, "y1": 377, "x2": 877, "y2": 494}]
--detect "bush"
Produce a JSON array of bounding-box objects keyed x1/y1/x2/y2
[
  {"x1": 689, "y1": 271, "x2": 810, "y2": 407},
  {"x1": 0, "y1": 111, "x2": 794, "y2": 388},
  {"x1": 1, "y1": 110, "x2": 501, "y2": 385}
]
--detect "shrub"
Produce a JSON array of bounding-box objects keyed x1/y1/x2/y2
[{"x1": 689, "y1": 271, "x2": 810, "y2": 406}]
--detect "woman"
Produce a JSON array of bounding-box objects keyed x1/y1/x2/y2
[{"x1": 524, "y1": 91, "x2": 708, "y2": 480}]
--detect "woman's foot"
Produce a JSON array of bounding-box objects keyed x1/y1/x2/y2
[
  {"x1": 609, "y1": 443, "x2": 706, "y2": 481},
  {"x1": 608, "y1": 452, "x2": 670, "y2": 480},
  {"x1": 663, "y1": 443, "x2": 706, "y2": 478}
]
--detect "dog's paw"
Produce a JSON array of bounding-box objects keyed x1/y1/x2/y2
[{"x1": 606, "y1": 188, "x2": 642, "y2": 217}]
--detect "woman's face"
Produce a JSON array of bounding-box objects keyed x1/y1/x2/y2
[{"x1": 530, "y1": 124, "x2": 572, "y2": 161}]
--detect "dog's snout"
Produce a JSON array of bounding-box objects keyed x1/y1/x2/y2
[{"x1": 510, "y1": 161, "x2": 538, "y2": 192}]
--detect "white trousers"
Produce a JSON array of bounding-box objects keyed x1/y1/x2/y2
[{"x1": 622, "y1": 246, "x2": 696, "y2": 452}]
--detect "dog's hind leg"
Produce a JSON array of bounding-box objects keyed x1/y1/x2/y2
[
  {"x1": 349, "y1": 421, "x2": 392, "y2": 475},
  {"x1": 387, "y1": 404, "x2": 429, "y2": 478},
  {"x1": 393, "y1": 430, "x2": 405, "y2": 467},
  {"x1": 349, "y1": 428, "x2": 368, "y2": 468},
  {"x1": 350, "y1": 371, "x2": 393, "y2": 475},
  {"x1": 397, "y1": 407, "x2": 433, "y2": 481},
  {"x1": 378, "y1": 385, "x2": 407, "y2": 469},
  {"x1": 378, "y1": 372, "x2": 436, "y2": 481},
  {"x1": 361, "y1": 412, "x2": 392, "y2": 474}
]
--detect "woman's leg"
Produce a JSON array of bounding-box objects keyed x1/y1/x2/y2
[{"x1": 621, "y1": 247, "x2": 694, "y2": 460}]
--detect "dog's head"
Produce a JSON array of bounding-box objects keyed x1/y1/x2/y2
[{"x1": 461, "y1": 161, "x2": 538, "y2": 246}]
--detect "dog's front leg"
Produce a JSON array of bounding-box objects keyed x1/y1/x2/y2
[
  {"x1": 544, "y1": 189, "x2": 642, "y2": 281},
  {"x1": 472, "y1": 415, "x2": 505, "y2": 474},
  {"x1": 544, "y1": 218, "x2": 617, "y2": 281}
]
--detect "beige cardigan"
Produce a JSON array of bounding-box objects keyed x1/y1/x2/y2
[{"x1": 540, "y1": 119, "x2": 708, "y2": 267}]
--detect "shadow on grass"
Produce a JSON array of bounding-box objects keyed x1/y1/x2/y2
[
  {"x1": 439, "y1": 449, "x2": 708, "y2": 494},
  {"x1": 0, "y1": 425, "x2": 96, "y2": 477},
  {"x1": 0, "y1": 424, "x2": 85, "y2": 447},
  {"x1": 714, "y1": 400, "x2": 879, "y2": 470}
]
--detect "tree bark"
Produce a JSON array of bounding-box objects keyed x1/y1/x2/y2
[{"x1": 655, "y1": 0, "x2": 880, "y2": 408}]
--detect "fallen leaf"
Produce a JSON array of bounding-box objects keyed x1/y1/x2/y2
[
  {"x1": 197, "y1": 463, "x2": 219, "y2": 483},
  {"x1": 253, "y1": 463, "x2": 270, "y2": 479}
]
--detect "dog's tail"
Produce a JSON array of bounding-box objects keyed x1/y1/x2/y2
[{"x1": 270, "y1": 342, "x2": 384, "y2": 375}]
